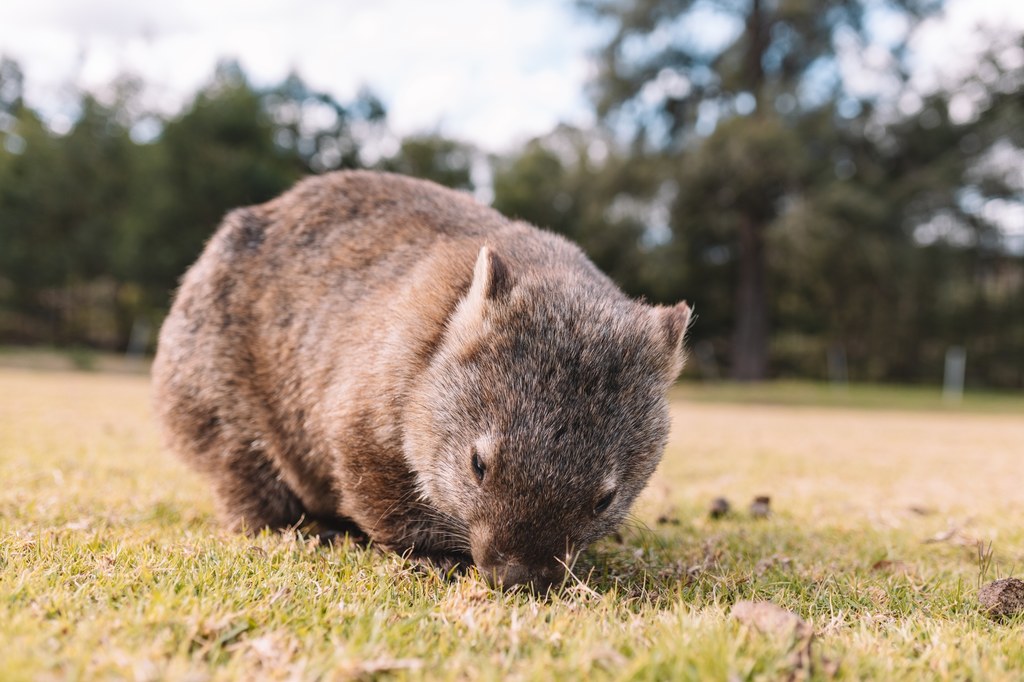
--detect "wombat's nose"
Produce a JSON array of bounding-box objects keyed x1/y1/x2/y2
[{"x1": 478, "y1": 561, "x2": 564, "y2": 592}]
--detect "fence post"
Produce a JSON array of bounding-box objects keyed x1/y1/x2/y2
[
  {"x1": 126, "y1": 317, "x2": 152, "y2": 358},
  {"x1": 943, "y1": 346, "x2": 966, "y2": 403},
  {"x1": 827, "y1": 344, "x2": 848, "y2": 388}
]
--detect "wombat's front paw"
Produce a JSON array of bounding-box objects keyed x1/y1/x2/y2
[
  {"x1": 307, "y1": 516, "x2": 369, "y2": 547},
  {"x1": 313, "y1": 529, "x2": 348, "y2": 546},
  {"x1": 407, "y1": 552, "x2": 473, "y2": 579}
]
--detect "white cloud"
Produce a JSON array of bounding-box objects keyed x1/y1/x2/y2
[
  {"x1": 2, "y1": 0, "x2": 1022, "y2": 152},
  {"x1": 0, "y1": 0, "x2": 600, "y2": 151},
  {"x1": 908, "y1": 0, "x2": 1024, "y2": 94}
]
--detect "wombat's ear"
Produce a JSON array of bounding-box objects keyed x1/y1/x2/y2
[
  {"x1": 653, "y1": 301, "x2": 692, "y2": 379},
  {"x1": 469, "y1": 246, "x2": 513, "y2": 302},
  {"x1": 449, "y1": 247, "x2": 513, "y2": 340}
]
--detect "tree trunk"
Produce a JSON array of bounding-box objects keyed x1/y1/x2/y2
[
  {"x1": 731, "y1": 0, "x2": 769, "y2": 382},
  {"x1": 746, "y1": 0, "x2": 766, "y2": 108},
  {"x1": 732, "y1": 215, "x2": 768, "y2": 381}
]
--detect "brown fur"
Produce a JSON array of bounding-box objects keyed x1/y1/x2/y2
[{"x1": 152, "y1": 170, "x2": 691, "y2": 589}]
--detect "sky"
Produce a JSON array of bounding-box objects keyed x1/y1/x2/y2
[
  {"x1": 0, "y1": 0, "x2": 603, "y2": 151},
  {"x1": 0, "y1": 0, "x2": 1022, "y2": 153}
]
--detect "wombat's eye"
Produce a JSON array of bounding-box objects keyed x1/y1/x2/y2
[
  {"x1": 593, "y1": 491, "x2": 616, "y2": 515},
  {"x1": 471, "y1": 448, "x2": 486, "y2": 483}
]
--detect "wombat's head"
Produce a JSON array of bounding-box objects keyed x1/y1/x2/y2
[{"x1": 405, "y1": 246, "x2": 691, "y2": 591}]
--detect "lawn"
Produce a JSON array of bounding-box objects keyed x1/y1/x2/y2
[{"x1": 1, "y1": 367, "x2": 1023, "y2": 680}]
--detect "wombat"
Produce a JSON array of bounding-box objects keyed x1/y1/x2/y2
[{"x1": 153, "y1": 170, "x2": 691, "y2": 590}]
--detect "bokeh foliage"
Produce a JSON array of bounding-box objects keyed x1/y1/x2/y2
[{"x1": 0, "y1": 1, "x2": 1022, "y2": 388}]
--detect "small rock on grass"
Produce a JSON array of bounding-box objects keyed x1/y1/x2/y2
[
  {"x1": 731, "y1": 601, "x2": 825, "y2": 680},
  {"x1": 731, "y1": 600, "x2": 811, "y2": 639},
  {"x1": 729, "y1": 602, "x2": 831, "y2": 675},
  {"x1": 749, "y1": 495, "x2": 771, "y2": 519},
  {"x1": 978, "y1": 577, "x2": 1024, "y2": 620},
  {"x1": 870, "y1": 559, "x2": 913, "y2": 575},
  {"x1": 709, "y1": 497, "x2": 731, "y2": 519}
]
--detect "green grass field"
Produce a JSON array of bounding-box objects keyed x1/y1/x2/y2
[{"x1": 2, "y1": 367, "x2": 1023, "y2": 680}]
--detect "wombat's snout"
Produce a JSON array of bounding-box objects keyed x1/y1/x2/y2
[
  {"x1": 476, "y1": 559, "x2": 565, "y2": 592},
  {"x1": 472, "y1": 538, "x2": 569, "y2": 592}
]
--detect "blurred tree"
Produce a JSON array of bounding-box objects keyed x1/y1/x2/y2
[
  {"x1": 0, "y1": 71, "x2": 142, "y2": 345},
  {"x1": 0, "y1": 56, "x2": 24, "y2": 114},
  {"x1": 0, "y1": 39, "x2": 1019, "y2": 387},
  {"x1": 492, "y1": 125, "x2": 663, "y2": 297},
  {"x1": 263, "y1": 71, "x2": 385, "y2": 173},
  {"x1": 580, "y1": 0, "x2": 942, "y2": 379},
  {"x1": 133, "y1": 60, "x2": 300, "y2": 308},
  {"x1": 134, "y1": 61, "x2": 389, "y2": 324},
  {"x1": 380, "y1": 133, "x2": 476, "y2": 191},
  {"x1": 669, "y1": 114, "x2": 807, "y2": 372},
  {"x1": 0, "y1": 95, "x2": 60, "y2": 341},
  {"x1": 769, "y1": 53, "x2": 1024, "y2": 387},
  {"x1": 1, "y1": 59, "x2": 395, "y2": 350}
]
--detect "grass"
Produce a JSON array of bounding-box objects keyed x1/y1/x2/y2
[
  {"x1": 673, "y1": 379, "x2": 1024, "y2": 414},
  {"x1": 0, "y1": 345, "x2": 150, "y2": 375},
  {"x1": 2, "y1": 366, "x2": 1023, "y2": 680}
]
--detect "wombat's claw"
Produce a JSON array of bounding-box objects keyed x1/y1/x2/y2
[
  {"x1": 315, "y1": 529, "x2": 344, "y2": 546},
  {"x1": 306, "y1": 516, "x2": 368, "y2": 547},
  {"x1": 311, "y1": 526, "x2": 368, "y2": 547},
  {"x1": 407, "y1": 553, "x2": 472, "y2": 580}
]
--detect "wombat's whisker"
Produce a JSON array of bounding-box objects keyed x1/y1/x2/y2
[
  {"x1": 372, "y1": 489, "x2": 421, "y2": 530},
  {"x1": 620, "y1": 514, "x2": 658, "y2": 538}
]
